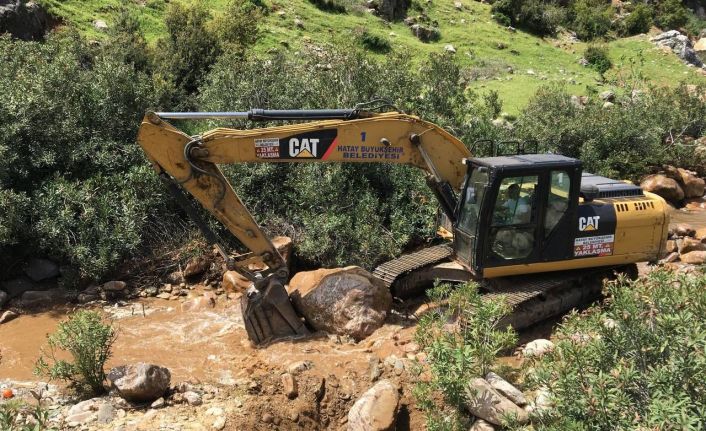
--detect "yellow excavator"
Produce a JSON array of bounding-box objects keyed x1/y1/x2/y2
[{"x1": 136, "y1": 105, "x2": 670, "y2": 344}]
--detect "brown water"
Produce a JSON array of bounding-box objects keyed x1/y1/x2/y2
[{"x1": 2, "y1": 204, "x2": 705, "y2": 384}]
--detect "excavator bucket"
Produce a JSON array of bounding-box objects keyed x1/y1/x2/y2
[{"x1": 240, "y1": 278, "x2": 310, "y2": 344}]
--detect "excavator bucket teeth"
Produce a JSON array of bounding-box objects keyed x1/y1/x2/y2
[{"x1": 240, "y1": 279, "x2": 309, "y2": 345}]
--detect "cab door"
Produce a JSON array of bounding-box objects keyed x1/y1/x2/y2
[{"x1": 453, "y1": 165, "x2": 490, "y2": 273}]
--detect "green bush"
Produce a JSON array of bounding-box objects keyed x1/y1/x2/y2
[
  {"x1": 35, "y1": 310, "x2": 117, "y2": 395},
  {"x1": 307, "y1": 0, "x2": 347, "y2": 13},
  {"x1": 526, "y1": 269, "x2": 706, "y2": 429},
  {"x1": 620, "y1": 3, "x2": 653, "y2": 36},
  {"x1": 655, "y1": 0, "x2": 690, "y2": 30},
  {"x1": 492, "y1": 0, "x2": 565, "y2": 36},
  {"x1": 583, "y1": 44, "x2": 612, "y2": 77},
  {"x1": 414, "y1": 282, "x2": 517, "y2": 430},
  {"x1": 358, "y1": 30, "x2": 392, "y2": 53},
  {"x1": 571, "y1": 0, "x2": 613, "y2": 40}
]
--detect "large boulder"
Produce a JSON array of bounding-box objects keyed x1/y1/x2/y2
[
  {"x1": 183, "y1": 255, "x2": 212, "y2": 277},
  {"x1": 681, "y1": 250, "x2": 706, "y2": 265},
  {"x1": 678, "y1": 237, "x2": 706, "y2": 254},
  {"x1": 0, "y1": 0, "x2": 51, "y2": 40},
  {"x1": 20, "y1": 288, "x2": 67, "y2": 308},
  {"x1": 677, "y1": 168, "x2": 705, "y2": 199},
  {"x1": 464, "y1": 378, "x2": 529, "y2": 425},
  {"x1": 107, "y1": 363, "x2": 171, "y2": 403},
  {"x1": 347, "y1": 379, "x2": 399, "y2": 431},
  {"x1": 378, "y1": 0, "x2": 409, "y2": 21},
  {"x1": 1, "y1": 276, "x2": 37, "y2": 298},
  {"x1": 23, "y1": 258, "x2": 59, "y2": 282},
  {"x1": 651, "y1": 30, "x2": 703, "y2": 67},
  {"x1": 485, "y1": 372, "x2": 527, "y2": 406},
  {"x1": 640, "y1": 174, "x2": 684, "y2": 205},
  {"x1": 288, "y1": 266, "x2": 392, "y2": 341}
]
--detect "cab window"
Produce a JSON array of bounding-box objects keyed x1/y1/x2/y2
[
  {"x1": 490, "y1": 175, "x2": 538, "y2": 260},
  {"x1": 544, "y1": 171, "x2": 570, "y2": 237}
]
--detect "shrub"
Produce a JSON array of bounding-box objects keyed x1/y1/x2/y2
[
  {"x1": 35, "y1": 310, "x2": 117, "y2": 395},
  {"x1": 358, "y1": 30, "x2": 391, "y2": 53},
  {"x1": 414, "y1": 282, "x2": 518, "y2": 430},
  {"x1": 526, "y1": 269, "x2": 706, "y2": 429},
  {"x1": 620, "y1": 3, "x2": 653, "y2": 36},
  {"x1": 655, "y1": 0, "x2": 689, "y2": 30},
  {"x1": 492, "y1": 0, "x2": 565, "y2": 36},
  {"x1": 571, "y1": 0, "x2": 613, "y2": 40},
  {"x1": 583, "y1": 44, "x2": 612, "y2": 77},
  {"x1": 307, "y1": 0, "x2": 347, "y2": 13}
]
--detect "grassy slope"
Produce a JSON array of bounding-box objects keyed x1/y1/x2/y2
[{"x1": 40, "y1": 0, "x2": 705, "y2": 113}]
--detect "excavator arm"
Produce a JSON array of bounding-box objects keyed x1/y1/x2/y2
[{"x1": 136, "y1": 109, "x2": 471, "y2": 344}]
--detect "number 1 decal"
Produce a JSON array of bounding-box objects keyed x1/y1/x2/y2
[{"x1": 361, "y1": 132, "x2": 367, "y2": 142}]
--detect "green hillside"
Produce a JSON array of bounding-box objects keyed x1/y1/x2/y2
[{"x1": 36, "y1": 0, "x2": 706, "y2": 113}]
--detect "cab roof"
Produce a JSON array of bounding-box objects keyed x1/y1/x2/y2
[{"x1": 470, "y1": 154, "x2": 582, "y2": 169}]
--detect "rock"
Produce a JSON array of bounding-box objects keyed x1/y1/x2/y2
[
  {"x1": 677, "y1": 168, "x2": 705, "y2": 199},
  {"x1": 602, "y1": 101, "x2": 614, "y2": 109},
  {"x1": 651, "y1": 30, "x2": 703, "y2": 67},
  {"x1": 347, "y1": 380, "x2": 399, "y2": 431},
  {"x1": 281, "y1": 373, "x2": 298, "y2": 399},
  {"x1": 288, "y1": 266, "x2": 392, "y2": 341},
  {"x1": 65, "y1": 410, "x2": 96, "y2": 425},
  {"x1": 378, "y1": 0, "x2": 409, "y2": 21},
  {"x1": 23, "y1": 258, "x2": 59, "y2": 282},
  {"x1": 522, "y1": 339, "x2": 554, "y2": 358},
  {"x1": 696, "y1": 227, "x2": 706, "y2": 240},
  {"x1": 1, "y1": 277, "x2": 37, "y2": 298},
  {"x1": 107, "y1": 363, "x2": 171, "y2": 403},
  {"x1": 454, "y1": 1, "x2": 463, "y2": 10},
  {"x1": 294, "y1": 18, "x2": 304, "y2": 28},
  {"x1": 150, "y1": 397, "x2": 165, "y2": 408},
  {"x1": 20, "y1": 288, "x2": 66, "y2": 308},
  {"x1": 95, "y1": 403, "x2": 115, "y2": 424},
  {"x1": 0, "y1": 290, "x2": 7, "y2": 309},
  {"x1": 578, "y1": 57, "x2": 589, "y2": 66},
  {"x1": 469, "y1": 419, "x2": 496, "y2": 431},
  {"x1": 183, "y1": 391, "x2": 202, "y2": 406},
  {"x1": 533, "y1": 386, "x2": 553, "y2": 413},
  {"x1": 103, "y1": 281, "x2": 127, "y2": 291},
  {"x1": 180, "y1": 292, "x2": 217, "y2": 311},
  {"x1": 287, "y1": 360, "x2": 312, "y2": 375},
  {"x1": 410, "y1": 23, "x2": 440, "y2": 42},
  {"x1": 680, "y1": 250, "x2": 706, "y2": 265},
  {"x1": 221, "y1": 271, "x2": 251, "y2": 293},
  {"x1": 665, "y1": 239, "x2": 678, "y2": 253},
  {"x1": 640, "y1": 174, "x2": 685, "y2": 204},
  {"x1": 675, "y1": 223, "x2": 696, "y2": 237},
  {"x1": 166, "y1": 270, "x2": 185, "y2": 284},
  {"x1": 156, "y1": 292, "x2": 171, "y2": 299},
  {"x1": 261, "y1": 412, "x2": 274, "y2": 424},
  {"x1": 659, "y1": 251, "x2": 680, "y2": 264},
  {"x1": 599, "y1": 90, "x2": 615, "y2": 102},
  {"x1": 485, "y1": 372, "x2": 527, "y2": 406},
  {"x1": 0, "y1": 310, "x2": 18, "y2": 324},
  {"x1": 184, "y1": 256, "x2": 211, "y2": 277},
  {"x1": 212, "y1": 416, "x2": 226, "y2": 430},
  {"x1": 93, "y1": 19, "x2": 108, "y2": 31},
  {"x1": 444, "y1": 44, "x2": 456, "y2": 53},
  {"x1": 464, "y1": 378, "x2": 528, "y2": 425},
  {"x1": 678, "y1": 237, "x2": 706, "y2": 254},
  {"x1": 206, "y1": 407, "x2": 225, "y2": 416},
  {"x1": 0, "y1": 0, "x2": 51, "y2": 40}
]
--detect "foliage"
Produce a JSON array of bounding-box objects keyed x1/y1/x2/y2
[
  {"x1": 492, "y1": 0, "x2": 566, "y2": 36},
  {"x1": 515, "y1": 84, "x2": 706, "y2": 179},
  {"x1": 583, "y1": 44, "x2": 612, "y2": 77},
  {"x1": 358, "y1": 30, "x2": 391, "y2": 53},
  {"x1": 307, "y1": 0, "x2": 348, "y2": 13},
  {"x1": 0, "y1": 398, "x2": 52, "y2": 431},
  {"x1": 35, "y1": 310, "x2": 117, "y2": 396},
  {"x1": 571, "y1": 0, "x2": 613, "y2": 40},
  {"x1": 655, "y1": 0, "x2": 690, "y2": 30},
  {"x1": 619, "y1": 3, "x2": 653, "y2": 36},
  {"x1": 414, "y1": 282, "x2": 518, "y2": 430},
  {"x1": 527, "y1": 269, "x2": 706, "y2": 430}
]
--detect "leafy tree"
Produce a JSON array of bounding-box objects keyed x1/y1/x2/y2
[
  {"x1": 620, "y1": 3, "x2": 654, "y2": 36},
  {"x1": 572, "y1": 0, "x2": 613, "y2": 40},
  {"x1": 656, "y1": 0, "x2": 690, "y2": 30}
]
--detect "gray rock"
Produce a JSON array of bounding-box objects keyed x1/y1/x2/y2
[
  {"x1": 444, "y1": 44, "x2": 456, "y2": 54},
  {"x1": 347, "y1": 380, "x2": 399, "y2": 431},
  {"x1": 150, "y1": 397, "x2": 165, "y2": 408},
  {"x1": 651, "y1": 30, "x2": 703, "y2": 67},
  {"x1": 212, "y1": 416, "x2": 226, "y2": 430},
  {"x1": 410, "y1": 23, "x2": 440, "y2": 42},
  {"x1": 485, "y1": 372, "x2": 527, "y2": 406},
  {"x1": 93, "y1": 19, "x2": 108, "y2": 31},
  {"x1": 108, "y1": 363, "x2": 171, "y2": 403},
  {"x1": 0, "y1": 310, "x2": 19, "y2": 324},
  {"x1": 522, "y1": 339, "x2": 554, "y2": 358},
  {"x1": 281, "y1": 372, "x2": 298, "y2": 399},
  {"x1": 288, "y1": 266, "x2": 392, "y2": 341},
  {"x1": 21, "y1": 288, "x2": 66, "y2": 308},
  {"x1": 24, "y1": 258, "x2": 59, "y2": 282},
  {"x1": 599, "y1": 90, "x2": 615, "y2": 102},
  {"x1": 469, "y1": 419, "x2": 495, "y2": 431},
  {"x1": 464, "y1": 378, "x2": 528, "y2": 425},
  {"x1": 1, "y1": 277, "x2": 37, "y2": 298},
  {"x1": 0, "y1": 0, "x2": 52, "y2": 40},
  {"x1": 103, "y1": 281, "x2": 127, "y2": 291},
  {"x1": 183, "y1": 391, "x2": 202, "y2": 406},
  {"x1": 95, "y1": 402, "x2": 115, "y2": 424}
]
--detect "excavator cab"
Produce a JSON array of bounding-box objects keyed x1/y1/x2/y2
[{"x1": 453, "y1": 154, "x2": 583, "y2": 277}]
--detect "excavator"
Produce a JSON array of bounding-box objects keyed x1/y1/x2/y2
[{"x1": 136, "y1": 105, "x2": 670, "y2": 344}]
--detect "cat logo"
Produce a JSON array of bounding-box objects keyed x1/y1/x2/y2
[
  {"x1": 579, "y1": 216, "x2": 600, "y2": 231},
  {"x1": 289, "y1": 138, "x2": 319, "y2": 158}
]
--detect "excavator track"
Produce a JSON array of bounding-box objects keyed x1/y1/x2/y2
[{"x1": 373, "y1": 244, "x2": 455, "y2": 289}]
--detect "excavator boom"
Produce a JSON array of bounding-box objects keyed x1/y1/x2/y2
[{"x1": 136, "y1": 109, "x2": 472, "y2": 343}]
